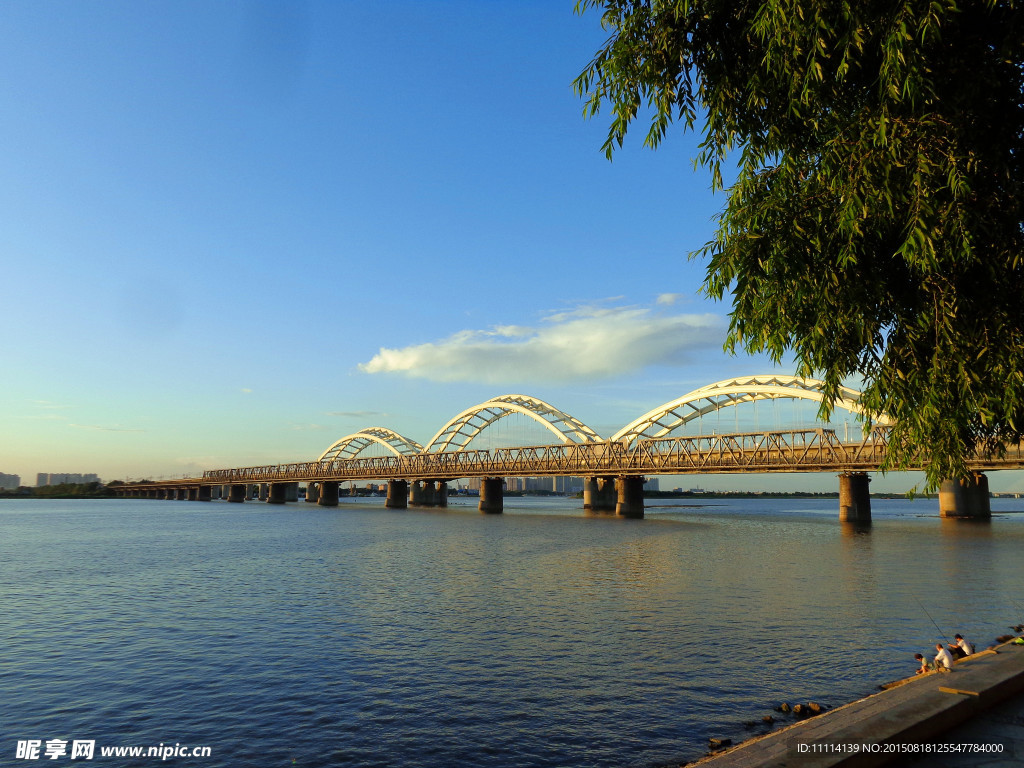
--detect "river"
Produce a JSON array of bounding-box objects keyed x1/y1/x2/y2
[{"x1": 3, "y1": 496, "x2": 1023, "y2": 767}]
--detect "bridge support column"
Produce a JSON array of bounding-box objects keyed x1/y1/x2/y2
[
  {"x1": 305, "y1": 483, "x2": 320, "y2": 503},
  {"x1": 584, "y1": 476, "x2": 617, "y2": 512},
  {"x1": 615, "y1": 476, "x2": 645, "y2": 519},
  {"x1": 421, "y1": 480, "x2": 437, "y2": 507},
  {"x1": 227, "y1": 484, "x2": 246, "y2": 503},
  {"x1": 479, "y1": 477, "x2": 503, "y2": 514},
  {"x1": 386, "y1": 480, "x2": 408, "y2": 509},
  {"x1": 267, "y1": 482, "x2": 288, "y2": 504},
  {"x1": 258, "y1": 483, "x2": 269, "y2": 501},
  {"x1": 197, "y1": 485, "x2": 212, "y2": 502},
  {"x1": 939, "y1": 472, "x2": 991, "y2": 519},
  {"x1": 318, "y1": 481, "x2": 340, "y2": 507},
  {"x1": 437, "y1": 480, "x2": 448, "y2": 508},
  {"x1": 409, "y1": 480, "x2": 424, "y2": 506},
  {"x1": 838, "y1": 472, "x2": 871, "y2": 523}
]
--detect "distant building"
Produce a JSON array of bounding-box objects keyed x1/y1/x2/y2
[
  {"x1": 35, "y1": 473, "x2": 101, "y2": 487},
  {"x1": 0, "y1": 472, "x2": 20, "y2": 490}
]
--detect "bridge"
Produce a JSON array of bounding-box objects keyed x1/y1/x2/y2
[{"x1": 116, "y1": 375, "x2": 1024, "y2": 521}]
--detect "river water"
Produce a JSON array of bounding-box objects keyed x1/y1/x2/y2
[{"x1": 3, "y1": 496, "x2": 1024, "y2": 767}]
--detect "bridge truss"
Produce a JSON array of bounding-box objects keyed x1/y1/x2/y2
[
  {"x1": 318, "y1": 427, "x2": 423, "y2": 461},
  {"x1": 612, "y1": 375, "x2": 889, "y2": 446},
  {"x1": 420, "y1": 394, "x2": 602, "y2": 454}
]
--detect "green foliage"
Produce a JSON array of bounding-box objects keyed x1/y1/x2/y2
[
  {"x1": 575, "y1": 0, "x2": 1024, "y2": 487},
  {"x1": 29, "y1": 482, "x2": 112, "y2": 498}
]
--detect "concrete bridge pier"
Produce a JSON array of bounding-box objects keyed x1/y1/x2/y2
[
  {"x1": 615, "y1": 476, "x2": 645, "y2": 518},
  {"x1": 479, "y1": 477, "x2": 504, "y2": 514},
  {"x1": 197, "y1": 485, "x2": 212, "y2": 502},
  {"x1": 258, "y1": 483, "x2": 269, "y2": 501},
  {"x1": 409, "y1": 480, "x2": 424, "y2": 506},
  {"x1": 838, "y1": 472, "x2": 871, "y2": 523},
  {"x1": 267, "y1": 482, "x2": 298, "y2": 504},
  {"x1": 305, "y1": 483, "x2": 320, "y2": 503},
  {"x1": 227, "y1": 484, "x2": 246, "y2": 503},
  {"x1": 318, "y1": 481, "x2": 340, "y2": 507},
  {"x1": 386, "y1": 479, "x2": 408, "y2": 508},
  {"x1": 267, "y1": 483, "x2": 286, "y2": 504},
  {"x1": 584, "y1": 476, "x2": 617, "y2": 512},
  {"x1": 437, "y1": 480, "x2": 448, "y2": 508},
  {"x1": 421, "y1": 480, "x2": 437, "y2": 507},
  {"x1": 939, "y1": 472, "x2": 991, "y2": 518}
]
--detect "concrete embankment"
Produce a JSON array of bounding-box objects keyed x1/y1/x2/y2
[{"x1": 694, "y1": 640, "x2": 1024, "y2": 767}]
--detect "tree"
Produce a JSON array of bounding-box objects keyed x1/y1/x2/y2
[{"x1": 574, "y1": 0, "x2": 1024, "y2": 487}]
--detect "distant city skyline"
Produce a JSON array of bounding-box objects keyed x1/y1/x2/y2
[
  {"x1": 35, "y1": 472, "x2": 101, "y2": 487},
  {"x1": 2, "y1": 2, "x2": 1020, "y2": 495}
]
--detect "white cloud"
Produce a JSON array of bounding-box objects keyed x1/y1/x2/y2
[
  {"x1": 358, "y1": 304, "x2": 725, "y2": 384},
  {"x1": 656, "y1": 293, "x2": 684, "y2": 306},
  {"x1": 69, "y1": 423, "x2": 144, "y2": 433}
]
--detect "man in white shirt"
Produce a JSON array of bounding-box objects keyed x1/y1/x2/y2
[
  {"x1": 935, "y1": 642, "x2": 955, "y2": 671},
  {"x1": 954, "y1": 633, "x2": 975, "y2": 656}
]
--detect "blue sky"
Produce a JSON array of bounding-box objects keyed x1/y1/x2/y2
[{"x1": 2, "y1": 1, "x2": 1008, "y2": 493}]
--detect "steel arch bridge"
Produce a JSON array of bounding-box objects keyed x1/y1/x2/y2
[
  {"x1": 421, "y1": 394, "x2": 603, "y2": 454},
  {"x1": 611, "y1": 375, "x2": 889, "y2": 446},
  {"x1": 318, "y1": 427, "x2": 424, "y2": 461},
  {"x1": 316, "y1": 376, "x2": 885, "y2": 460}
]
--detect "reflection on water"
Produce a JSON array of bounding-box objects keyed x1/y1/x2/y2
[{"x1": 3, "y1": 496, "x2": 1024, "y2": 767}]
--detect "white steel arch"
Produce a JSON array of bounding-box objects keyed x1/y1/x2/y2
[
  {"x1": 612, "y1": 375, "x2": 891, "y2": 445},
  {"x1": 318, "y1": 427, "x2": 424, "y2": 461},
  {"x1": 422, "y1": 394, "x2": 602, "y2": 454}
]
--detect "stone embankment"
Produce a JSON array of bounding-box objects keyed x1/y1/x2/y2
[{"x1": 692, "y1": 639, "x2": 1024, "y2": 767}]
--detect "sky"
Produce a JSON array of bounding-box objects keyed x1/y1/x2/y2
[{"x1": 2, "y1": 1, "x2": 1015, "y2": 493}]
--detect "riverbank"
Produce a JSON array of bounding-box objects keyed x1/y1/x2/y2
[{"x1": 693, "y1": 639, "x2": 1024, "y2": 767}]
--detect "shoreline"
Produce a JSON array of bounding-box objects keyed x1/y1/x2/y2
[{"x1": 691, "y1": 638, "x2": 1024, "y2": 766}]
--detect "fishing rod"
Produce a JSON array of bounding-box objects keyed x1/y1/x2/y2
[{"x1": 914, "y1": 597, "x2": 950, "y2": 643}]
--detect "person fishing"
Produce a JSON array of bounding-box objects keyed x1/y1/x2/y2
[
  {"x1": 913, "y1": 653, "x2": 931, "y2": 675},
  {"x1": 934, "y1": 642, "x2": 955, "y2": 672},
  {"x1": 954, "y1": 633, "x2": 975, "y2": 656}
]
